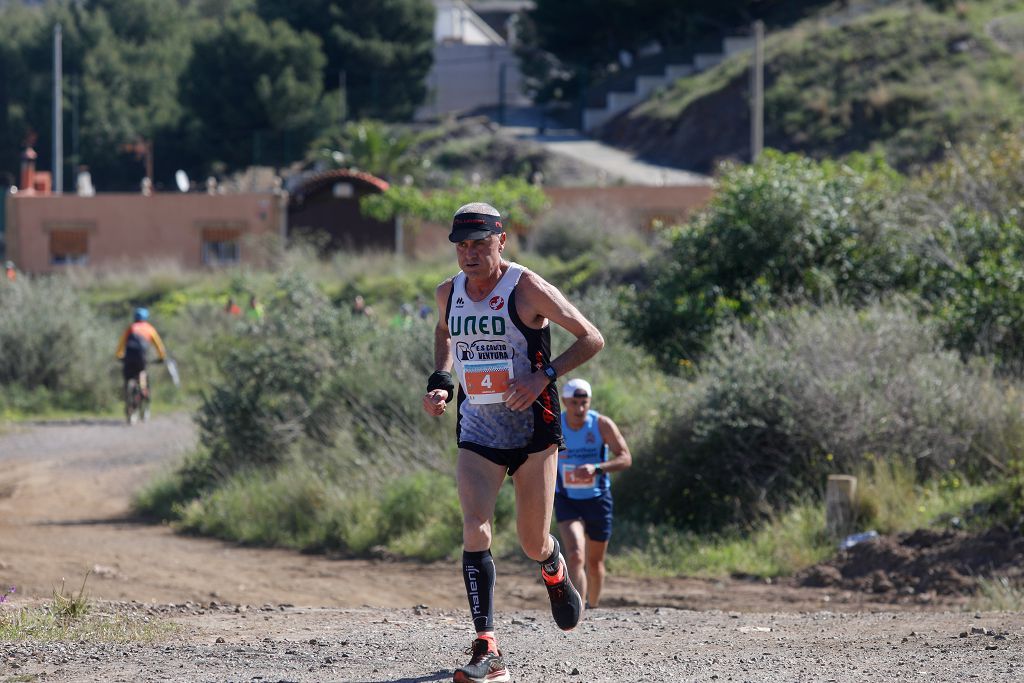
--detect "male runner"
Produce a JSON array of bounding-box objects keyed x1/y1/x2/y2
[{"x1": 423, "y1": 202, "x2": 604, "y2": 683}]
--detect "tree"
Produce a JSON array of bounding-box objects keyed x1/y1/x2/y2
[
  {"x1": 77, "y1": 1, "x2": 195, "y2": 180},
  {"x1": 360, "y1": 177, "x2": 549, "y2": 244},
  {"x1": 521, "y1": 0, "x2": 830, "y2": 103},
  {"x1": 308, "y1": 120, "x2": 425, "y2": 184},
  {"x1": 179, "y1": 11, "x2": 328, "y2": 171},
  {"x1": 0, "y1": 4, "x2": 47, "y2": 185},
  {"x1": 255, "y1": 0, "x2": 434, "y2": 121},
  {"x1": 0, "y1": 0, "x2": 197, "y2": 189}
]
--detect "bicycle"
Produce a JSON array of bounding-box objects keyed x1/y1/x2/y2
[
  {"x1": 123, "y1": 370, "x2": 151, "y2": 423},
  {"x1": 124, "y1": 375, "x2": 150, "y2": 425}
]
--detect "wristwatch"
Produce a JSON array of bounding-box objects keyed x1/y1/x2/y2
[
  {"x1": 541, "y1": 363, "x2": 557, "y2": 382},
  {"x1": 594, "y1": 465, "x2": 604, "y2": 475}
]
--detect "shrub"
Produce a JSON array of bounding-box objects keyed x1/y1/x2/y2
[
  {"x1": 914, "y1": 130, "x2": 1024, "y2": 223},
  {"x1": 192, "y1": 272, "x2": 352, "y2": 479},
  {"x1": 615, "y1": 303, "x2": 1024, "y2": 529},
  {"x1": 0, "y1": 277, "x2": 115, "y2": 412},
  {"x1": 625, "y1": 151, "x2": 913, "y2": 369},
  {"x1": 914, "y1": 210, "x2": 1024, "y2": 363}
]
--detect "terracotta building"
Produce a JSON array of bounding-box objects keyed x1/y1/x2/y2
[
  {"x1": 3, "y1": 147, "x2": 286, "y2": 273},
  {"x1": 287, "y1": 169, "x2": 397, "y2": 252}
]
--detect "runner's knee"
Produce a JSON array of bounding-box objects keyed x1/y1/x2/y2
[{"x1": 463, "y1": 519, "x2": 492, "y2": 548}]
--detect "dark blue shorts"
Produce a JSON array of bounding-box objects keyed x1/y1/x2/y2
[{"x1": 554, "y1": 490, "x2": 613, "y2": 542}]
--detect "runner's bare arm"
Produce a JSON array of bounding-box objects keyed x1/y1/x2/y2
[
  {"x1": 424, "y1": 279, "x2": 455, "y2": 416},
  {"x1": 596, "y1": 415, "x2": 632, "y2": 473},
  {"x1": 503, "y1": 271, "x2": 604, "y2": 412}
]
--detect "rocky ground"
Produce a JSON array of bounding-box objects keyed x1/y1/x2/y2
[{"x1": 2, "y1": 415, "x2": 1023, "y2": 682}]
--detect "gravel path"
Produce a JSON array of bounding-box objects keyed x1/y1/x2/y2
[
  {"x1": 3, "y1": 417, "x2": 1023, "y2": 682},
  {"x1": 3, "y1": 602, "x2": 1023, "y2": 682}
]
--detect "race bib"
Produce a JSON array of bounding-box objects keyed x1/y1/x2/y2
[
  {"x1": 561, "y1": 463, "x2": 596, "y2": 489},
  {"x1": 464, "y1": 359, "x2": 513, "y2": 404}
]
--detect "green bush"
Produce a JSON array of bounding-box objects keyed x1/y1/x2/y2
[
  {"x1": 192, "y1": 272, "x2": 353, "y2": 479},
  {"x1": 615, "y1": 303, "x2": 1024, "y2": 529},
  {"x1": 915, "y1": 130, "x2": 1024, "y2": 223},
  {"x1": 915, "y1": 210, "x2": 1024, "y2": 362},
  {"x1": 0, "y1": 277, "x2": 115, "y2": 412},
  {"x1": 625, "y1": 151, "x2": 912, "y2": 368}
]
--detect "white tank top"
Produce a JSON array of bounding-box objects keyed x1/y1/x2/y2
[
  {"x1": 448, "y1": 262, "x2": 552, "y2": 449},
  {"x1": 449, "y1": 263, "x2": 532, "y2": 404}
]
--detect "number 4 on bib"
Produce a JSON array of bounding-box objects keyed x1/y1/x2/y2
[{"x1": 464, "y1": 360, "x2": 513, "y2": 404}]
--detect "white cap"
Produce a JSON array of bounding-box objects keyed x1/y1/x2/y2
[{"x1": 562, "y1": 378, "x2": 592, "y2": 399}]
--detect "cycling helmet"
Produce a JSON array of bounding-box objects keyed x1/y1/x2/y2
[{"x1": 133, "y1": 307, "x2": 150, "y2": 322}]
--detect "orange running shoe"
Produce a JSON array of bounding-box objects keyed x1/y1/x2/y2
[
  {"x1": 453, "y1": 638, "x2": 510, "y2": 683},
  {"x1": 541, "y1": 553, "x2": 582, "y2": 631}
]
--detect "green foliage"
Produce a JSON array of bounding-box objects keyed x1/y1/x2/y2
[
  {"x1": 182, "y1": 269, "x2": 448, "y2": 488},
  {"x1": 0, "y1": 0, "x2": 198, "y2": 188},
  {"x1": 917, "y1": 130, "x2": 1024, "y2": 222},
  {"x1": 0, "y1": 277, "x2": 115, "y2": 413},
  {"x1": 767, "y1": 9, "x2": 995, "y2": 166},
  {"x1": 915, "y1": 210, "x2": 1024, "y2": 362},
  {"x1": 629, "y1": 4, "x2": 1024, "y2": 171},
  {"x1": 50, "y1": 573, "x2": 91, "y2": 623},
  {"x1": 0, "y1": 3, "x2": 47, "y2": 181},
  {"x1": 255, "y1": 0, "x2": 435, "y2": 120},
  {"x1": 180, "y1": 11, "x2": 329, "y2": 171},
  {"x1": 309, "y1": 119, "x2": 425, "y2": 183},
  {"x1": 611, "y1": 504, "x2": 832, "y2": 578},
  {"x1": 192, "y1": 272, "x2": 353, "y2": 477},
  {"x1": 626, "y1": 150, "x2": 911, "y2": 367},
  {"x1": 973, "y1": 576, "x2": 1024, "y2": 611},
  {"x1": 615, "y1": 303, "x2": 1024, "y2": 529},
  {"x1": 852, "y1": 459, "x2": 1003, "y2": 535},
  {"x1": 0, "y1": 578, "x2": 173, "y2": 642},
  {"x1": 360, "y1": 177, "x2": 550, "y2": 234},
  {"x1": 524, "y1": 0, "x2": 828, "y2": 95},
  {"x1": 172, "y1": 463, "x2": 509, "y2": 561},
  {"x1": 898, "y1": 132, "x2": 1024, "y2": 363}
]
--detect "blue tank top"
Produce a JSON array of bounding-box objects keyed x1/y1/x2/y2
[{"x1": 557, "y1": 409, "x2": 609, "y2": 499}]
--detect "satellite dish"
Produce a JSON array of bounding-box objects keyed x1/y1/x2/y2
[{"x1": 175, "y1": 169, "x2": 190, "y2": 193}]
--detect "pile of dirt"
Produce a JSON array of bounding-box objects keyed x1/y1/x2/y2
[{"x1": 796, "y1": 527, "x2": 1024, "y2": 600}]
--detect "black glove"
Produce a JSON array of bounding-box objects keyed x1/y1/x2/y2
[{"x1": 427, "y1": 370, "x2": 455, "y2": 403}]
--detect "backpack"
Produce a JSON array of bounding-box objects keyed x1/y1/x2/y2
[{"x1": 123, "y1": 331, "x2": 148, "y2": 363}]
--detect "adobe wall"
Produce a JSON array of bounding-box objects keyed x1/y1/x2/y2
[
  {"x1": 407, "y1": 184, "x2": 715, "y2": 257},
  {"x1": 6, "y1": 193, "x2": 286, "y2": 273}
]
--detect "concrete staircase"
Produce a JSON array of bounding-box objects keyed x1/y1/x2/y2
[{"x1": 582, "y1": 36, "x2": 755, "y2": 132}]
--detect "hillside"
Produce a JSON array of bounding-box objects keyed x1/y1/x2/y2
[{"x1": 600, "y1": 2, "x2": 1024, "y2": 172}]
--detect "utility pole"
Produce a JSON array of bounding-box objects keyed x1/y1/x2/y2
[
  {"x1": 498, "y1": 62, "x2": 507, "y2": 126},
  {"x1": 750, "y1": 20, "x2": 764, "y2": 163},
  {"x1": 53, "y1": 23, "x2": 63, "y2": 194},
  {"x1": 339, "y1": 70, "x2": 348, "y2": 125}
]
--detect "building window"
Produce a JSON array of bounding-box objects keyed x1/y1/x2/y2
[
  {"x1": 201, "y1": 228, "x2": 241, "y2": 265},
  {"x1": 50, "y1": 230, "x2": 89, "y2": 265}
]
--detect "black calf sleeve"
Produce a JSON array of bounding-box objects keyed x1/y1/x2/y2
[
  {"x1": 462, "y1": 550, "x2": 495, "y2": 633},
  {"x1": 538, "y1": 535, "x2": 561, "y2": 575}
]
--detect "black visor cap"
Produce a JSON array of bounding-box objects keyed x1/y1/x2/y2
[{"x1": 449, "y1": 212, "x2": 503, "y2": 242}]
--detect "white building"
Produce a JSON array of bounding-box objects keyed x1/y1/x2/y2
[{"x1": 415, "y1": 0, "x2": 531, "y2": 121}]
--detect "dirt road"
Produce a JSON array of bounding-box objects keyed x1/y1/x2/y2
[{"x1": 2, "y1": 416, "x2": 1022, "y2": 682}]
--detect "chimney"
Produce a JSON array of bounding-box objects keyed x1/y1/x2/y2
[{"x1": 19, "y1": 146, "x2": 37, "y2": 194}]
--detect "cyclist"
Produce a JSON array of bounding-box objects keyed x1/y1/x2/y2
[{"x1": 115, "y1": 307, "x2": 167, "y2": 402}]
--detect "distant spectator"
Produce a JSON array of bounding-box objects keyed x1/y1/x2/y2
[
  {"x1": 225, "y1": 297, "x2": 242, "y2": 316},
  {"x1": 352, "y1": 294, "x2": 375, "y2": 319},
  {"x1": 5, "y1": 261, "x2": 16, "y2": 282},
  {"x1": 246, "y1": 294, "x2": 265, "y2": 323},
  {"x1": 416, "y1": 295, "x2": 432, "y2": 320},
  {"x1": 391, "y1": 303, "x2": 414, "y2": 330}
]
